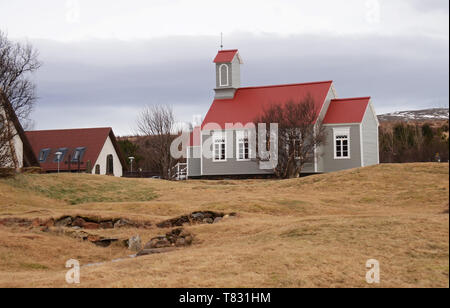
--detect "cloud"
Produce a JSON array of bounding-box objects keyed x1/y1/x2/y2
[
  {"x1": 407, "y1": 0, "x2": 449, "y2": 12},
  {"x1": 1, "y1": 0, "x2": 448, "y2": 41},
  {"x1": 28, "y1": 32, "x2": 448, "y2": 135}
]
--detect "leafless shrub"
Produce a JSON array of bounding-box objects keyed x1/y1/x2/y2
[
  {"x1": 255, "y1": 94, "x2": 327, "y2": 178},
  {"x1": 0, "y1": 31, "x2": 41, "y2": 126},
  {"x1": 136, "y1": 105, "x2": 177, "y2": 179}
]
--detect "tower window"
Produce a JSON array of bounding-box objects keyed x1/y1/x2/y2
[{"x1": 219, "y1": 64, "x2": 229, "y2": 87}]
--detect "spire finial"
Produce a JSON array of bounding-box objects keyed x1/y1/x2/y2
[{"x1": 220, "y1": 32, "x2": 223, "y2": 50}]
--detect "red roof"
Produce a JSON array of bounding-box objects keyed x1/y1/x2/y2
[
  {"x1": 25, "y1": 127, "x2": 121, "y2": 172},
  {"x1": 188, "y1": 126, "x2": 201, "y2": 146},
  {"x1": 323, "y1": 97, "x2": 370, "y2": 124},
  {"x1": 213, "y1": 49, "x2": 239, "y2": 63},
  {"x1": 202, "y1": 81, "x2": 333, "y2": 129}
]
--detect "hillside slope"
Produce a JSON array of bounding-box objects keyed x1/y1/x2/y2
[
  {"x1": 378, "y1": 108, "x2": 449, "y2": 122},
  {"x1": 0, "y1": 163, "x2": 448, "y2": 288}
]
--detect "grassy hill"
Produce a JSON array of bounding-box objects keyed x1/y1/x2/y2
[{"x1": 0, "y1": 163, "x2": 448, "y2": 287}]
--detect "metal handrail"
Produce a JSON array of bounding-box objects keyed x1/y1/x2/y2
[{"x1": 170, "y1": 162, "x2": 188, "y2": 180}]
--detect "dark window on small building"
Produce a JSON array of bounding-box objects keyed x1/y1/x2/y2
[
  {"x1": 53, "y1": 148, "x2": 68, "y2": 162},
  {"x1": 95, "y1": 164, "x2": 100, "y2": 174},
  {"x1": 106, "y1": 154, "x2": 114, "y2": 175},
  {"x1": 38, "y1": 148, "x2": 51, "y2": 162},
  {"x1": 71, "y1": 147, "x2": 86, "y2": 162}
]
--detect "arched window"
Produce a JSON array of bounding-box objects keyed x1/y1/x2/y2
[
  {"x1": 106, "y1": 154, "x2": 114, "y2": 175},
  {"x1": 95, "y1": 164, "x2": 100, "y2": 175},
  {"x1": 219, "y1": 64, "x2": 229, "y2": 87}
]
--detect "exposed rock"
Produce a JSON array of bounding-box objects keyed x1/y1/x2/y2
[
  {"x1": 202, "y1": 212, "x2": 214, "y2": 219},
  {"x1": 72, "y1": 217, "x2": 86, "y2": 228},
  {"x1": 137, "y1": 227, "x2": 194, "y2": 255},
  {"x1": 55, "y1": 216, "x2": 73, "y2": 227},
  {"x1": 175, "y1": 238, "x2": 186, "y2": 247},
  {"x1": 87, "y1": 235, "x2": 102, "y2": 242},
  {"x1": 83, "y1": 222, "x2": 100, "y2": 230},
  {"x1": 191, "y1": 212, "x2": 204, "y2": 220},
  {"x1": 44, "y1": 219, "x2": 54, "y2": 227},
  {"x1": 145, "y1": 236, "x2": 171, "y2": 249},
  {"x1": 203, "y1": 218, "x2": 214, "y2": 224},
  {"x1": 165, "y1": 228, "x2": 183, "y2": 242},
  {"x1": 213, "y1": 217, "x2": 223, "y2": 224},
  {"x1": 156, "y1": 211, "x2": 229, "y2": 228},
  {"x1": 32, "y1": 218, "x2": 41, "y2": 227},
  {"x1": 19, "y1": 219, "x2": 32, "y2": 227},
  {"x1": 46, "y1": 226, "x2": 119, "y2": 248},
  {"x1": 2, "y1": 215, "x2": 151, "y2": 231},
  {"x1": 0, "y1": 218, "x2": 32, "y2": 227},
  {"x1": 114, "y1": 219, "x2": 133, "y2": 228},
  {"x1": 128, "y1": 235, "x2": 142, "y2": 252},
  {"x1": 100, "y1": 221, "x2": 114, "y2": 229},
  {"x1": 144, "y1": 228, "x2": 193, "y2": 251}
]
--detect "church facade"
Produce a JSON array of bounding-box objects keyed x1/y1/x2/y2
[{"x1": 187, "y1": 49, "x2": 380, "y2": 178}]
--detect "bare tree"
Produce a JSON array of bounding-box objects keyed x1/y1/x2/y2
[
  {"x1": 255, "y1": 94, "x2": 327, "y2": 179},
  {"x1": 136, "y1": 105, "x2": 177, "y2": 179},
  {"x1": 0, "y1": 31, "x2": 41, "y2": 126}
]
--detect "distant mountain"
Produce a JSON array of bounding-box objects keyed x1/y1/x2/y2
[{"x1": 378, "y1": 108, "x2": 449, "y2": 122}]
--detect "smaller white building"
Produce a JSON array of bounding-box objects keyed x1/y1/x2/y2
[{"x1": 25, "y1": 127, "x2": 125, "y2": 177}]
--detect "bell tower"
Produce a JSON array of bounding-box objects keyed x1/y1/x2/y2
[{"x1": 213, "y1": 49, "x2": 243, "y2": 99}]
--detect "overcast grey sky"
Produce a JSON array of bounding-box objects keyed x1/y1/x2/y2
[{"x1": 0, "y1": 0, "x2": 448, "y2": 135}]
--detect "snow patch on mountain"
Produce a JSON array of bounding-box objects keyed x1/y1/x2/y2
[{"x1": 378, "y1": 108, "x2": 449, "y2": 122}]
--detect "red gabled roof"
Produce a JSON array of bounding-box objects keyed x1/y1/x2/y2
[
  {"x1": 213, "y1": 49, "x2": 239, "y2": 63},
  {"x1": 25, "y1": 127, "x2": 119, "y2": 172},
  {"x1": 323, "y1": 97, "x2": 370, "y2": 124},
  {"x1": 188, "y1": 126, "x2": 201, "y2": 147},
  {"x1": 202, "y1": 81, "x2": 333, "y2": 129}
]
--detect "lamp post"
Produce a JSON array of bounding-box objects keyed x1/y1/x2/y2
[
  {"x1": 128, "y1": 157, "x2": 135, "y2": 173},
  {"x1": 55, "y1": 152, "x2": 62, "y2": 174}
]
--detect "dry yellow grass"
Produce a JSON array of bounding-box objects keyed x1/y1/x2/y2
[{"x1": 0, "y1": 163, "x2": 448, "y2": 288}]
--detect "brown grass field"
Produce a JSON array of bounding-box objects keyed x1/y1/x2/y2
[{"x1": 0, "y1": 163, "x2": 448, "y2": 288}]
